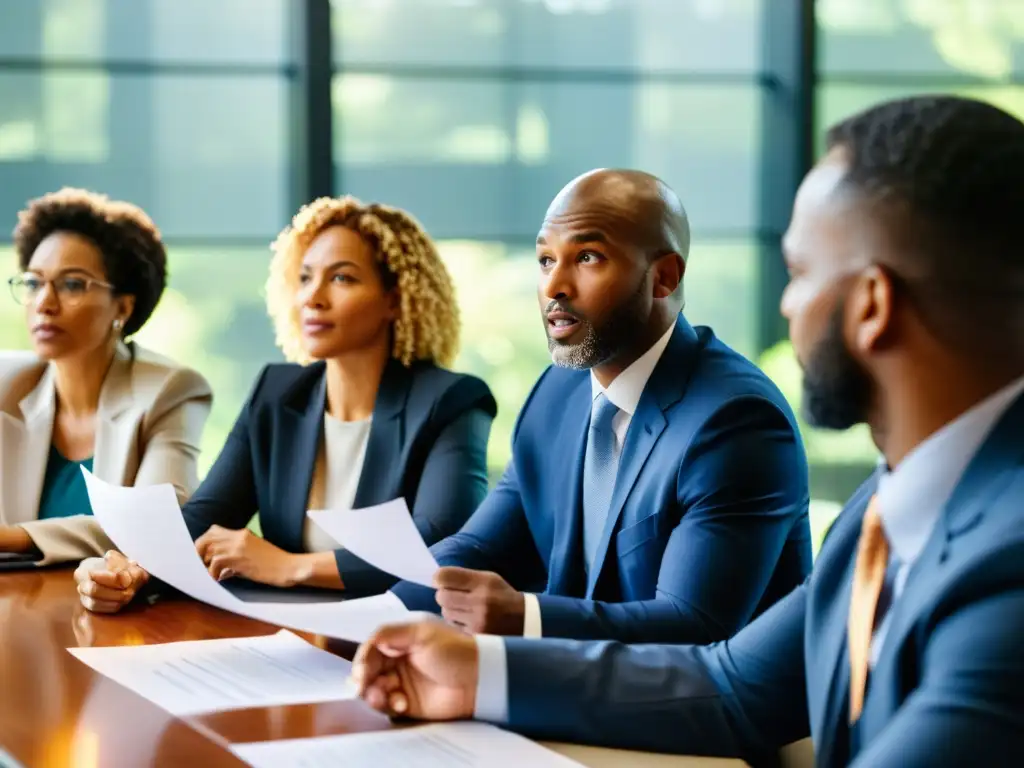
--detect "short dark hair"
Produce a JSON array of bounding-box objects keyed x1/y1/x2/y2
[
  {"x1": 825, "y1": 95, "x2": 1024, "y2": 350},
  {"x1": 13, "y1": 188, "x2": 167, "y2": 337}
]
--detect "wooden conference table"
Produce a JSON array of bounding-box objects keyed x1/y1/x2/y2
[{"x1": 0, "y1": 568, "x2": 751, "y2": 768}]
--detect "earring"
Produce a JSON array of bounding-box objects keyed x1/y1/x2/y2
[{"x1": 112, "y1": 319, "x2": 123, "y2": 332}]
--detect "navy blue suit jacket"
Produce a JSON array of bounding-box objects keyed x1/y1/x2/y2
[
  {"x1": 181, "y1": 359, "x2": 497, "y2": 595},
  {"x1": 393, "y1": 317, "x2": 812, "y2": 642},
  {"x1": 498, "y1": 390, "x2": 1024, "y2": 767}
]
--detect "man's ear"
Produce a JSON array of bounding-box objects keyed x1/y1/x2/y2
[
  {"x1": 652, "y1": 252, "x2": 685, "y2": 300},
  {"x1": 849, "y1": 265, "x2": 895, "y2": 354}
]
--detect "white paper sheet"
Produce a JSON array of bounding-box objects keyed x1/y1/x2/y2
[
  {"x1": 230, "y1": 722, "x2": 584, "y2": 767},
  {"x1": 81, "y1": 470, "x2": 418, "y2": 642},
  {"x1": 307, "y1": 500, "x2": 439, "y2": 586},
  {"x1": 68, "y1": 630, "x2": 355, "y2": 716}
]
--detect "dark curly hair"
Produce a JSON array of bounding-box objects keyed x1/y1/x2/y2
[
  {"x1": 13, "y1": 188, "x2": 167, "y2": 337},
  {"x1": 825, "y1": 94, "x2": 1024, "y2": 351}
]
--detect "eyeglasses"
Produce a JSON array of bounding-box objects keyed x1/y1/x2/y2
[{"x1": 8, "y1": 274, "x2": 114, "y2": 308}]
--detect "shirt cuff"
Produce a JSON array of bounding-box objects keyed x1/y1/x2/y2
[
  {"x1": 473, "y1": 634, "x2": 510, "y2": 723},
  {"x1": 522, "y1": 592, "x2": 543, "y2": 638}
]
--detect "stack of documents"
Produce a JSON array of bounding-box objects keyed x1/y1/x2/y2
[
  {"x1": 231, "y1": 722, "x2": 584, "y2": 767},
  {"x1": 76, "y1": 474, "x2": 583, "y2": 767},
  {"x1": 68, "y1": 630, "x2": 355, "y2": 716}
]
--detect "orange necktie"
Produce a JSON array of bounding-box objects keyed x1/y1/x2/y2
[{"x1": 848, "y1": 495, "x2": 889, "y2": 723}]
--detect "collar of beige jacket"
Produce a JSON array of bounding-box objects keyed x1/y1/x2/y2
[
  {"x1": 2, "y1": 342, "x2": 136, "y2": 526},
  {"x1": 18, "y1": 341, "x2": 134, "y2": 423}
]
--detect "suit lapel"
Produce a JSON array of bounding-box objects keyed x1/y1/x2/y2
[
  {"x1": 352, "y1": 360, "x2": 411, "y2": 508},
  {"x1": 275, "y1": 366, "x2": 327, "y2": 553},
  {"x1": 809, "y1": 484, "x2": 874, "y2": 768},
  {"x1": 546, "y1": 375, "x2": 592, "y2": 597},
  {"x1": 584, "y1": 317, "x2": 702, "y2": 598},
  {"x1": 864, "y1": 390, "x2": 1024, "y2": 724},
  {"x1": 92, "y1": 343, "x2": 138, "y2": 485},
  {"x1": 0, "y1": 365, "x2": 55, "y2": 525}
]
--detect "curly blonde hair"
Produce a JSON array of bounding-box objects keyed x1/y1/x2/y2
[{"x1": 266, "y1": 196, "x2": 460, "y2": 367}]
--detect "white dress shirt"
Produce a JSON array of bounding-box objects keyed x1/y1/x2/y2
[
  {"x1": 869, "y1": 374, "x2": 1024, "y2": 665},
  {"x1": 480, "y1": 373, "x2": 1024, "y2": 723},
  {"x1": 520, "y1": 322, "x2": 677, "y2": 638},
  {"x1": 302, "y1": 414, "x2": 372, "y2": 553}
]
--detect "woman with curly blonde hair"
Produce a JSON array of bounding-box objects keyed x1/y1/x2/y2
[{"x1": 75, "y1": 196, "x2": 496, "y2": 612}]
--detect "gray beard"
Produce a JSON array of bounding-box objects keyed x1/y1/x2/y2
[
  {"x1": 548, "y1": 320, "x2": 615, "y2": 369},
  {"x1": 545, "y1": 272, "x2": 650, "y2": 370}
]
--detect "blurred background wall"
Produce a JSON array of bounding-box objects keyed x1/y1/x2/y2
[{"x1": 2, "y1": 0, "x2": 1018, "y2": 546}]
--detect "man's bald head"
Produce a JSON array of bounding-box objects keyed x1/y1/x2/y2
[
  {"x1": 544, "y1": 168, "x2": 691, "y2": 263},
  {"x1": 536, "y1": 169, "x2": 690, "y2": 376}
]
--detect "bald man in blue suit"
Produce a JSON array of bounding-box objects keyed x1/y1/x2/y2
[
  {"x1": 354, "y1": 96, "x2": 1024, "y2": 767},
  {"x1": 391, "y1": 168, "x2": 812, "y2": 644}
]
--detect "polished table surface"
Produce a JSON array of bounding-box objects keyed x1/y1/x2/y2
[{"x1": 0, "y1": 568, "x2": 748, "y2": 767}]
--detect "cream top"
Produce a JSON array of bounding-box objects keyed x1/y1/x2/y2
[{"x1": 302, "y1": 413, "x2": 372, "y2": 553}]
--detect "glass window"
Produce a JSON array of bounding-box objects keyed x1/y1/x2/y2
[
  {"x1": 818, "y1": 0, "x2": 1024, "y2": 79},
  {"x1": 441, "y1": 238, "x2": 759, "y2": 475},
  {"x1": 0, "y1": 0, "x2": 290, "y2": 64},
  {"x1": 438, "y1": 241, "x2": 547, "y2": 475},
  {"x1": 333, "y1": 0, "x2": 764, "y2": 74},
  {"x1": 684, "y1": 240, "x2": 759, "y2": 362},
  {"x1": 0, "y1": 72, "x2": 290, "y2": 240},
  {"x1": 133, "y1": 245, "x2": 282, "y2": 473},
  {"x1": 335, "y1": 76, "x2": 761, "y2": 239},
  {"x1": 0, "y1": 247, "x2": 30, "y2": 352}
]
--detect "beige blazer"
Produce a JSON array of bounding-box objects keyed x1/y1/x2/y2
[{"x1": 0, "y1": 343, "x2": 212, "y2": 565}]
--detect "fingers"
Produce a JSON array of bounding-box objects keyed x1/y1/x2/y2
[
  {"x1": 77, "y1": 577, "x2": 134, "y2": 604},
  {"x1": 195, "y1": 531, "x2": 214, "y2": 563},
  {"x1": 362, "y1": 680, "x2": 409, "y2": 716},
  {"x1": 194, "y1": 525, "x2": 229, "y2": 563},
  {"x1": 77, "y1": 572, "x2": 135, "y2": 614},
  {"x1": 353, "y1": 622, "x2": 427, "y2": 693},
  {"x1": 359, "y1": 666, "x2": 409, "y2": 717},
  {"x1": 433, "y1": 566, "x2": 480, "y2": 591},
  {"x1": 435, "y1": 588, "x2": 475, "y2": 612},
  {"x1": 207, "y1": 554, "x2": 237, "y2": 582},
  {"x1": 368, "y1": 622, "x2": 429, "y2": 656},
  {"x1": 440, "y1": 609, "x2": 478, "y2": 633},
  {"x1": 99, "y1": 551, "x2": 142, "y2": 588},
  {"x1": 79, "y1": 553, "x2": 135, "y2": 591},
  {"x1": 126, "y1": 561, "x2": 150, "y2": 587},
  {"x1": 103, "y1": 550, "x2": 131, "y2": 571},
  {"x1": 352, "y1": 646, "x2": 382, "y2": 693},
  {"x1": 88, "y1": 569, "x2": 127, "y2": 589},
  {"x1": 74, "y1": 557, "x2": 105, "y2": 584},
  {"x1": 80, "y1": 595, "x2": 127, "y2": 614}
]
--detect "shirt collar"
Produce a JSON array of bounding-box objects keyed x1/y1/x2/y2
[
  {"x1": 877, "y1": 374, "x2": 1024, "y2": 565},
  {"x1": 590, "y1": 321, "x2": 676, "y2": 415}
]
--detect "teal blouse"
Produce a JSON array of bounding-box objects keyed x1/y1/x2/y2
[{"x1": 37, "y1": 445, "x2": 94, "y2": 520}]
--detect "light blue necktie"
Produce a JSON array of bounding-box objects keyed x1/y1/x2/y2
[{"x1": 582, "y1": 393, "x2": 620, "y2": 576}]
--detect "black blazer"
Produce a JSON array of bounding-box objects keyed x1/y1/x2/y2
[{"x1": 182, "y1": 358, "x2": 497, "y2": 594}]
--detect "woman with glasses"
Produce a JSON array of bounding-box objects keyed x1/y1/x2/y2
[
  {"x1": 74, "y1": 195, "x2": 496, "y2": 612},
  {"x1": 0, "y1": 188, "x2": 211, "y2": 565}
]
